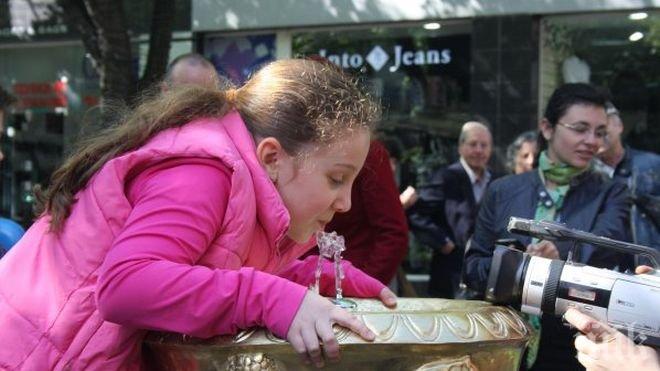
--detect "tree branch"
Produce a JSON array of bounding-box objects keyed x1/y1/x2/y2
[
  {"x1": 55, "y1": 0, "x2": 102, "y2": 70},
  {"x1": 138, "y1": 0, "x2": 176, "y2": 91},
  {"x1": 83, "y1": 0, "x2": 134, "y2": 103}
]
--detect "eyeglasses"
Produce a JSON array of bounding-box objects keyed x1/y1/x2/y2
[{"x1": 557, "y1": 121, "x2": 608, "y2": 140}]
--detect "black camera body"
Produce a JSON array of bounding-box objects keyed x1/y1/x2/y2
[{"x1": 485, "y1": 217, "x2": 660, "y2": 347}]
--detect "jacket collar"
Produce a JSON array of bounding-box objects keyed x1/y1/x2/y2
[
  {"x1": 459, "y1": 157, "x2": 492, "y2": 186},
  {"x1": 220, "y1": 111, "x2": 296, "y2": 250},
  {"x1": 613, "y1": 145, "x2": 634, "y2": 178}
]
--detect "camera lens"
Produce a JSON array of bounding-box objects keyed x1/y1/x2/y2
[{"x1": 485, "y1": 246, "x2": 530, "y2": 307}]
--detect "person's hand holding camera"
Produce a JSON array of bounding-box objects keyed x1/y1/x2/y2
[
  {"x1": 564, "y1": 308, "x2": 659, "y2": 371},
  {"x1": 525, "y1": 240, "x2": 560, "y2": 259}
]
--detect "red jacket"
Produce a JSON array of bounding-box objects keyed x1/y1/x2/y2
[{"x1": 326, "y1": 140, "x2": 409, "y2": 284}]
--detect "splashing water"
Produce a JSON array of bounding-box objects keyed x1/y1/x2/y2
[{"x1": 313, "y1": 231, "x2": 356, "y2": 308}]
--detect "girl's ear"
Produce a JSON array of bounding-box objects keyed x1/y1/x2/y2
[
  {"x1": 256, "y1": 137, "x2": 283, "y2": 183},
  {"x1": 539, "y1": 118, "x2": 554, "y2": 141}
]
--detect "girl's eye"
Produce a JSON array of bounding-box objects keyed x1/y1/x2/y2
[{"x1": 328, "y1": 176, "x2": 344, "y2": 186}]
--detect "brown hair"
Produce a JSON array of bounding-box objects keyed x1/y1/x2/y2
[{"x1": 36, "y1": 59, "x2": 380, "y2": 232}]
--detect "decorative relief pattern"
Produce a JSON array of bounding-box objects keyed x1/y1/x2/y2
[
  {"x1": 401, "y1": 314, "x2": 441, "y2": 341},
  {"x1": 223, "y1": 353, "x2": 281, "y2": 371},
  {"x1": 146, "y1": 299, "x2": 531, "y2": 371},
  {"x1": 151, "y1": 300, "x2": 530, "y2": 350},
  {"x1": 416, "y1": 355, "x2": 478, "y2": 371},
  {"x1": 233, "y1": 329, "x2": 258, "y2": 343},
  {"x1": 441, "y1": 314, "x2": 477, "y2": 340},
  {"x1": 230, "y1": 300, "x2": 528, "y2": 346}
]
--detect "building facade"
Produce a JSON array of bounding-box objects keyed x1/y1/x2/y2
[
  {"x1": 192, "y1": 0, "x2": 660, "y2": 276},
  {"x1": 195, "y1": 1, "x2": 660, "y2": 178},
  {"x1": 1, "y1": 0, "x2": 659, "y2": 237}
]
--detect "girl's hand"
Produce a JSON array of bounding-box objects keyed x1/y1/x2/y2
[
  {"x1": 337, "y1": 262, "x2": 397, "y2": 308},
  {"x1": 377, "y1": 287, "x2": 398, "y2": 307},
  {"x1": 286, "y1": 290, "x2": 375, "y2": 368}
]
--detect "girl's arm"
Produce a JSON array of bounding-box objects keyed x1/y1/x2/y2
[{"x1": 96, "y1": 158, "x2": 307, "y2": 339}]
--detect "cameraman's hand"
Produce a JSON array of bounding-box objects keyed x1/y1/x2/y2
[
  {"x1": 636, "y1": 265, "x2": 655, "y2": 274},
  {"x1": 287, "y1": 290, "x2": 375, "y2": 368},
  {"x1": 564, "y1": 308, "x2": 660, "y2": 371},
  {"x1": 525, "y1": 240, "x2": 560, "y2": 259}
]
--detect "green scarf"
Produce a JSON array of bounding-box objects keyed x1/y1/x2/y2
[
  {"x1": 538, "y1": 151, "x2": 585, "y2": 186},
  {"x1": 524, "y1": 151, "x2": 586, "y2": 369}
]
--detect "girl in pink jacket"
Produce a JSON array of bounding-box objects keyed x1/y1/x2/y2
[{"x1": 0, "y1": 59, "x2": 396, "y2": 370}]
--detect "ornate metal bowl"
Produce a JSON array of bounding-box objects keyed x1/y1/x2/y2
[{"x1": 144, "y1": 298, "x2": 532, "y2": 370}]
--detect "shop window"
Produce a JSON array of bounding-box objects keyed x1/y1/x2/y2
[
  {"x1": 293, "y1": 23, "x2": 472, "y2": 276},
  {"x1": 203, "y1": 34, "x2": 277, "y2": 85},
  {"x1": 542, "y1": 11, "x2": 660, "y2": 153},
  {"x1": 292, "y1": 23, "x2": 472, "y2": 190}
]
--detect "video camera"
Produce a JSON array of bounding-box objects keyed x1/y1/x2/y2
[{"x1": 485, "y1": 217, "x2": 660, "y2": 347}]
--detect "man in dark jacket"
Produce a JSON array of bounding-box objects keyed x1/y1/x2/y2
[
  {"x1": 595, "y1": 102, "x2": 660, "y2": 253},
  {"x1": 409, "y1": 121, "x2": 494, "y2": 298}
]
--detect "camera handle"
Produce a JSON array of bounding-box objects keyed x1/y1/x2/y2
[{"x1": 507, "y1": 217, "x2": 660, "y2": 269}]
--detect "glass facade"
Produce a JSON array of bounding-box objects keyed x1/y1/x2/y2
[
  {"x1": 0, "y1": 0, "x2": 194, "y2": 225},
  {"x1": 203, "y1": 34, "x2": 277, "y2": 85},
  {"x1": 293, "y1": 22, "x2": 473, "y2": 188},
  {"x1": 541, "y1": 10, "x2": 660, "y2": 153},
  {"x1": 0, "y1": 43, "x2": 91, "y2": 223}
]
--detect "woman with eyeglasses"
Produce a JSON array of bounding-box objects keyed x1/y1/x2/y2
[{"x1": 464, "y1": 83, "x2": 632, "y2": 371}]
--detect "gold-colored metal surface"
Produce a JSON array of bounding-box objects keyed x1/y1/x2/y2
[{"x1": 144, "y1": 298, "x2": 532, "y2": 370}]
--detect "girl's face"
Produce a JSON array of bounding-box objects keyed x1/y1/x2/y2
[
  {"x1": 514, "y1": 140, "x2": 537, "y2": 174},
  {"x1": 541, "y1": 104, "x2": 607, "y2": 169},
  {"x1": 274, "y1": 130, "x2": 371, "y2": 243}
]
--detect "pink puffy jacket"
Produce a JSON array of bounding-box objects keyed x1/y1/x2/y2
[{"x1": 0, "y1": 112, "x2": 383, "y2": 370}]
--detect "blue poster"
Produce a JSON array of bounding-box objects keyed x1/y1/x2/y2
[{"x1": 204, "y1": 34, "x2": 276, "y2": 85}]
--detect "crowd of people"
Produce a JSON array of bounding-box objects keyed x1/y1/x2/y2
[
  {"x1": 0, "y1": 54, "x2": 658, "y2": 370},
  {"x1": 409, "y1": 83, "x2": 660, "y2": 370}
]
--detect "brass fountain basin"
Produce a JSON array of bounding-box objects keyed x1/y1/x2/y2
[{"x1": 144, "y1": 298, "x2": 532, "y2": 370}]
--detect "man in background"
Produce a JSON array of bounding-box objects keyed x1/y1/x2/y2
[
  {"x1": 409, "y1": 121, "x2": 495, "y2": 298},
  {"x1": 162, "y1": 53, "x2": 229, "y2": 90},
  {"x1": 595, "y1": 102, "x2": 660, "y2": 252}
]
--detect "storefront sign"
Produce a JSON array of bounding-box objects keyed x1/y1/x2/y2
[
  {"x1": 12, "y1": 82, "x2": 67, "y2": 108},
  {"x1": 319, "y1": 44, "x2": 452, "y2": 72},
  {"x1": 0, "y1": 24, "x2": 68, "y2": 38}
]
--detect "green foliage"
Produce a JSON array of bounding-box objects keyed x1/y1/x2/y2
[{"x1": 402, "y1": 145, "x2": 447, "y2": 187}]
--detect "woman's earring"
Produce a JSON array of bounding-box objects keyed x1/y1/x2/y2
[{"x1": 269, "y1": 171, "x2": 278, "y2": 184}]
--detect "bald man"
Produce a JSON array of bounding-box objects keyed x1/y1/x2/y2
[
  {"x1": 162, "y1": 53, "x2": 228, "y2": 90},
  {"x1": 409, "y1": 121, "x2": 495, "y2": 298}
]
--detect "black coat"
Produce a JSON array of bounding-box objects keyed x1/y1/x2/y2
[
  {"x1": 409, "y1": 161, "x2": 495, "y2": 297},
  {"x1": 409, "y1": 161, "x2": 489, "y2": 249}
]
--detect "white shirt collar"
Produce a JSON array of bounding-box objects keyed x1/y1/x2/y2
[{"x1": 459, "y1": 157, "x2": 490, "y2": 184}]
